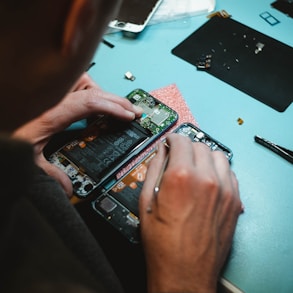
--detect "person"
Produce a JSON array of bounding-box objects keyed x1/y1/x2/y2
[{"x1": 0, "y1": 1, "x2": 242, "y2": 293}]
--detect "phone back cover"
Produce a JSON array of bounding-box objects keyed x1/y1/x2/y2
[{"x1": 172, "y1": 16, "x2": 293, "y2": 112}]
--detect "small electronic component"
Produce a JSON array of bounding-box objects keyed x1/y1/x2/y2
[
  {"x1": 255, "y1": 42, "x2": 265, "y2": 54},
  {"x1": 207, "y1": 10, "x2": 231, "y2": 19},
  {"x1": 99, "y1": 196, "x2": 117, "y2": 213},
  {"x1": 124, "y1": 71, "x2": 136, "y2": 81},
  {"x1": 196, "y1": 54, "x2": 212, "y2": 70},
  {"x1": 237, "y1": 117, "x2": 244, "y2": 125}
]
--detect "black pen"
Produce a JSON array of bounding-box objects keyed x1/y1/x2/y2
[{"x1": 254, "y1": 135, "x2": 293, "y2": 164}]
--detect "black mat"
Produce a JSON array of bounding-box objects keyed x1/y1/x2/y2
[
  {"x1": 171, "y1": 16, "x2": 293, "y2": 112},
  {"x1": 272, "y1": 0, "x2": 293, "y2": 18}
]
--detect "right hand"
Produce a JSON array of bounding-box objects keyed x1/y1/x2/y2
[{"x1": 139, "y1": 134, "x2": 242, "y2": 293}]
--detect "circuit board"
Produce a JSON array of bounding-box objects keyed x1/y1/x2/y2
[{"x1": 127, "y1": 89, "x2": 178, "y2": 135}]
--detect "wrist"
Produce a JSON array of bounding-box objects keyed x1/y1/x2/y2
[{"x1": 146, "y1": 264, "x2": 217, "y2": 293}]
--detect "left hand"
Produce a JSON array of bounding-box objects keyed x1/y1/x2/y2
[{"x1": 13, "y1": 73, "x2": 142, "y2": 197}]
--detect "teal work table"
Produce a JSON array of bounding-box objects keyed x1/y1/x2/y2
[{"x1": 88, "y1": 0, "x2": 293, "y2": 292}]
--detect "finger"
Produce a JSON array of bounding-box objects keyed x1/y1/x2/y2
[
  {"x1": 210, "y1": 152, "x2": 242, "y2": 263},
  {"x1": 141, "y1": 134, "x2": 196, "y2": 216},
  {"x1": 40, "y1": 88, "x2": 142, "y2": 134},
  {"x1": 70, "y1": 73, "x2": 136, "y2": 113},
  {"x1": 165, "y1": 133, "x2": 195, "y2": 169},
  {"x1": 189, "y1": 147, "x2": 240, "y2": 222},
  {"x1": 211, "y1": 151, "x2": 241, "y2": 211},
  {"x1": 80, "y1": 88, "x2": 143, "y2": 119}
]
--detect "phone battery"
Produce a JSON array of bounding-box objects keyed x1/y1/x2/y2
[{"x1": 59, "y1": 118, "x2": 149, "y2": 184}]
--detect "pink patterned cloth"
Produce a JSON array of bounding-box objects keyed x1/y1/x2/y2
[{"x1": 150, "y1": 83, "x2": 198, "y2": 129}]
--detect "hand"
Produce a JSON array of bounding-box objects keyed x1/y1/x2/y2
[
  {"x1": 13, "y1": 73, "x2": 142, "y2": 197},
  {"x1": 139, "y1": 134, "x2": 242, "y2": 293}
]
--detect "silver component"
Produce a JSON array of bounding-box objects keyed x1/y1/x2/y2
[
  {"x1": 255, "y1": 42, "x2": 265, "y2": 54},
  {"x1": 124, "y1": 71, "x2": 136, "y2": 81},
  {"x1": 196, "y1": 132, "x2": 205, "y2": 140}
]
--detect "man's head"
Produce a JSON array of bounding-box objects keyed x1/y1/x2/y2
[{"x1": 0, "y1": 0, "x2": 120, "y2": 132}]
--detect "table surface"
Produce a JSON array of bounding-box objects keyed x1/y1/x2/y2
[{"x1": 88, "y1": 0, "x2": 293, "y2": 292}]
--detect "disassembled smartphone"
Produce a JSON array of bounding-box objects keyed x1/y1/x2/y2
[
  {"x1": 108, "y1": 0, "x2": 163, "y2": 33},
  {"x1": 48, "y1": 89, "x2": 178, "y2": 198},
  {"x1": 91, "y1": 122, "x2": 233, "y2": 243}
]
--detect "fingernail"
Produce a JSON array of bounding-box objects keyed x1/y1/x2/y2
[
  {"x1": 125, "y1": 110, "x2": 135, "y2": 120},
  {"x1": 133, "y1": 105, "x2": 143, "y2": 114}
]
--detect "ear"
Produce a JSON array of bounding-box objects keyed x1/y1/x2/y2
[{"x1": 62, "y1": 0, "x2": 95, "y2": 56}]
